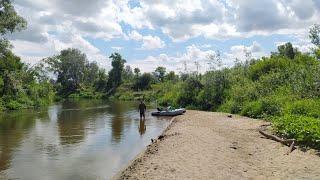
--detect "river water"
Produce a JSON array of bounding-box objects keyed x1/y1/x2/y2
[{"x1": 0, "y1": 100, "x2": 170, "y2": 180}]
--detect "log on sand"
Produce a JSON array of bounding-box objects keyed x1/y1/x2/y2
[{"x1": 258, "y1": 124, "x2": 296, "y2": 154}]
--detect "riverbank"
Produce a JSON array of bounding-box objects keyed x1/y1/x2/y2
[{"x1": 114, "y1": 110, "x2": 320, "y2": 179}]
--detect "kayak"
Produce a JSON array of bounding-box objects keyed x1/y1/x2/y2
[{"x1": 151, "y1": 108, "x2": 186, "y2": 116}]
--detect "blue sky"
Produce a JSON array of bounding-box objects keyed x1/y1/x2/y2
[{"x1": 7, "y1": 0, "x2": 320, "y2": 72}]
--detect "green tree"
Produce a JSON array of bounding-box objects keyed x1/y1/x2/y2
[
  {"x1": 154, "y1": 66, "x2": 166, "y2": 82},
  {"x1": 134, "y1": 73, "x2": 153, "y2": 91},
  {"x1": 84, "y1": 62, "x2": 99, "y2": 86},
  {"x1": 177, "y1": 77, "x2": 203, "y2": 107},
  {"x1": 309, "y1": 24, "x2": 320, "y2": 47},
  {"x1": 199, "y1": 70, "x2": 230, "y2": 110},
  {"x1": 134, "y1": 67, "x2": 140, "y2": 77},
  {"x1": 0, "y1": 0, "x2": 27, "y2": 35},
  {"x1": 165, "y1": 71, "x2": 178, "y2": 82},
  {"x1": 272, "y1": 42, "x2": 298, "y2": 59},
  {"x1": 106, "y1": 53, "x2": 126, "y2": 92},
  {"x1": 123, "y1": 65, "x2": 133, "y2": 82},
  {"x1": 45, "y1": 48, "x2": 88, "y2": 96},
  {"x1": 94, "y1": 69, "x2": 108, "y2": 92}
]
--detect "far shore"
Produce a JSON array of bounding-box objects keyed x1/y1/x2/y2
[{"x1": 113, "y1": 110, "x2": 320, "y2": 180}]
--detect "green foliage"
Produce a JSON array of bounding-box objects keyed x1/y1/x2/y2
[
  {"x1": 272, "y1": 42, "x2": 298, "y2": 59},
  {"x1": 284, "y1": 99, "x2": 320, "y2": 118},
  {"x1": 0, "y1": 0, "x2": 27, "y2": 35},
  {"x1": 0, "y1": 0, "x2": 55, "y2": 111},
  {"x1": 6, "y1": 100, "x2": 24, "y2": 110},
  {"x1": 107, "y1": 53, "x2": 126, "y2": 92},
  {"x1": 122, "y1": 65, "x2": 134, "y2": 82},
  {"x1": 176, "y1": 77, "x2": 203, "y2": 107},
  {"x1": 249, "y1": 57, "x2": 288, "y2": 80},
  {"x1": 154, "y1": 66, "x2": 166, "y2": 82},
  {"x1": 241, "y1": 98, "x2": 282, "y2": 119},
  {"x1": 165, "y1": 71, "x2": 178, "y2": 82},
  {"x1": 273, "y1": 115, "x2": 320, "y2": 148},
  {"x1": 45, "y1": 48, "x2": 88, "y2": 96},
  {"x1": 198, "y1": 70, "x2": 230, "y2": 110},
  {"x1": 134, "y1": 73, "x2": 154, "y2": 91},
  {"x1": 309, "y1": 24, "x2": 320, "y2": 47}
]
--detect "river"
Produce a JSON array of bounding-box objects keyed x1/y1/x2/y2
[{"x1": 0, "y1": 100, "x2": 170, "y2": 180}]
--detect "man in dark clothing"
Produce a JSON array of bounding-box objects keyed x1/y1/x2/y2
[{"x1": 139, "y1": 100, "x2": 146, "y2": 120}]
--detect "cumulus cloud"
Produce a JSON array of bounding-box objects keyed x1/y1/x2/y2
[
  {"x1": 129, "y1": 44, "x2": 215, "y2": 72},
  {"x1": 128, "y1": 30, "x2": 165, "y2": 50},
  {"x1": 123, "y1": 0, "x2": 320, "y2": 40},
  {"x1": 7, "y1": 0, "x2": 320, "y2": 71},
  {"x1": 225, "y1": 41, "x2": 266, "y2": 65}
]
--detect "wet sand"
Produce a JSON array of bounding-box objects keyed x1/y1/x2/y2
[{"x1": 114, "y1": 110, "x2": 320, "y2": 180}]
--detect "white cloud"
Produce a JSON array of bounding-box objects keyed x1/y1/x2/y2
[
  {"x1": 128, "y1": 30, "x2": 143, "y2": 41},
  {"x1": 128, "y1": 31, "x2": 165, "y2": 50},
  {"x1": 121, "y1": 0, "x2": 320, "y2": 41},
  {"x1": 11, "y1": 33, "x2": 109, "y2": 70},
  {"x1": 111, "y1": 46, "x2": 123, "y2": 51},
  {"x1": 7, "y1": 0, "x2": 320, "y2": 70},
  {"x1": 141, "y1": 35, "x2": 165, "y2": 50},
  {"x1": 129, "y1": 44, "x2": 215, "y2": 72},
  {"x1": 225, "y1": 41, "x2": 266, "y2": 65}
]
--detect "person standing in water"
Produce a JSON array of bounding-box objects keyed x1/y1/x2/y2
[{"x1": 139, "y1": 100, "x2": 146, "y2": 120}]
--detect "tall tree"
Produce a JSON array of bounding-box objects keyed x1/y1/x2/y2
[
  {"x1": 154, "y1": 66, "x2": 166, "y2": 82},
  {"x1": 134, "y1": 67, "x2": 140, "y2": 77},
  {"x1": 84, "y1": 61, "x2": 99, "y2": 86},
  {"x1": 94, "y1": 69, "x2": 108, "y2": 92},
  {"x1": 45, "y1": 48, "x2": 88, "y2": 95},
  {"x1": 0, "y1": 0, "x2": 26, "y2": 96},
  {"x1": 309, "y1": 24, "x2": 320, "y2": 47},
  {"x1": 123, "y1": 65, "x2": 133, "y2": 81},
  {"x1": 134, "y1": 73, "x2": 153, "y2": 91},
  {"x1": 106, "y1": 53, "x2": 126, "y2": 92},
  {"x1": 271, "y1": 42, "x2": 298, "y2": 60},
  {"x1": 0, "y1": 0, "x2": 27, "y2": 36}
]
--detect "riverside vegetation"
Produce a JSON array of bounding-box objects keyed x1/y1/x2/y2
[{"x1": 1, "y1": 1, "x2": 320, "y2": 149}]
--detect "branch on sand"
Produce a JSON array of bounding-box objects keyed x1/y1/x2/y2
[{"x1": 258, "y1": 124, "x2": 296, "y2": 155}]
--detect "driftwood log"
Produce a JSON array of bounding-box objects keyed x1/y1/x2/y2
[{"x1": 258, "y1": 124, "x2": 296, "y2": 154}]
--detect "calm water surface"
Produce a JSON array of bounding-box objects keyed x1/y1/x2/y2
[{"x1": 0, "y1": 100, "x2": 170, "y2": 180}]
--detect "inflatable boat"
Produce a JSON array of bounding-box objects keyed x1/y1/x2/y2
[{"x1": 151, "y1": 108, "x2": 186, "y2": 116}]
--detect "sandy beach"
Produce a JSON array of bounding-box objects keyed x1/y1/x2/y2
[{"x1": 114, "y1": 110, "x2": 320, "y2": 180}]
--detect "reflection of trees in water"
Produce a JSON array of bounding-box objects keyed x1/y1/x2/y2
[
  {"x1": 57, "y1": 111, "x2": 86, "y2": 145},
  {"x1": 57, "y1": 100, "x2": 108, "y2": 145},
  {"x1": 0, "y1": 110, "x2": 48, "y2": 171},
  {"x1": 108, "y1": 101, "x2": 135, "y2": 143},
  {"x1": 109, "y1": 102, "x2": 125, "y2": 143},
  {"x1": 138, "y1": 119, "x2": 146, "y2": 136}
]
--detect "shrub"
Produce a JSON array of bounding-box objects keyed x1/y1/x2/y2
[
  {"x1": 273, "y1": 115, "x2": 320, "y2": 149},
  {"x1": 218, "y1": 100, "x2": 242, "y2": 114},
  {"x1": 241, "y1": 98, "x2": 282, "y2": 119},
  {"x1": 285, "y1": 99, "x2": 320, "y2": 118},
  {"x1": 241, "y1": 101, "x2": 263, "y2": 118},
  {"x1": 6, "y1": 100, "x2": 24, "y2": 110},
  {"x1": 249, "y1": 57, "x2": 288, "y2": 81}
]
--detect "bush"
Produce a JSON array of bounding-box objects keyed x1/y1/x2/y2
[
  {"x1": 218, "y1": 100, "x2": 242, "y2": 114},
  {"x1": 6, "y1": 100, "x2": 24, "y2": 110},
  {"x1": 241, "y1": 101, "x2": 263, "y2": 118},
  {"x1": 273, "y1": 115, "x2": 320, "y2": 149},
  {"x1": 285, "y1": 99, "x2": 320, "y2": 118},
  {"x1": 241, "y1": 98, "x2": 282, "y2": 119}
]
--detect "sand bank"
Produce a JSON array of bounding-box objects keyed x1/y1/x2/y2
[{"x1": 114, "y1": 110, "x2": 320, "y2": 180}]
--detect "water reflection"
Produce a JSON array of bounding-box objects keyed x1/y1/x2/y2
[
  {"x1": 0, "y1": 110, "x2": 48, "y2": 171},
  {"x1": 0, "y1": 100, "x2": 170, "y2": 179},
  {"x1": 139, "y1": 119, "x2": 146, "y2": 135},
  {"x1": 109, "y1": 102, "x2": 127, "y2": 143}
]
